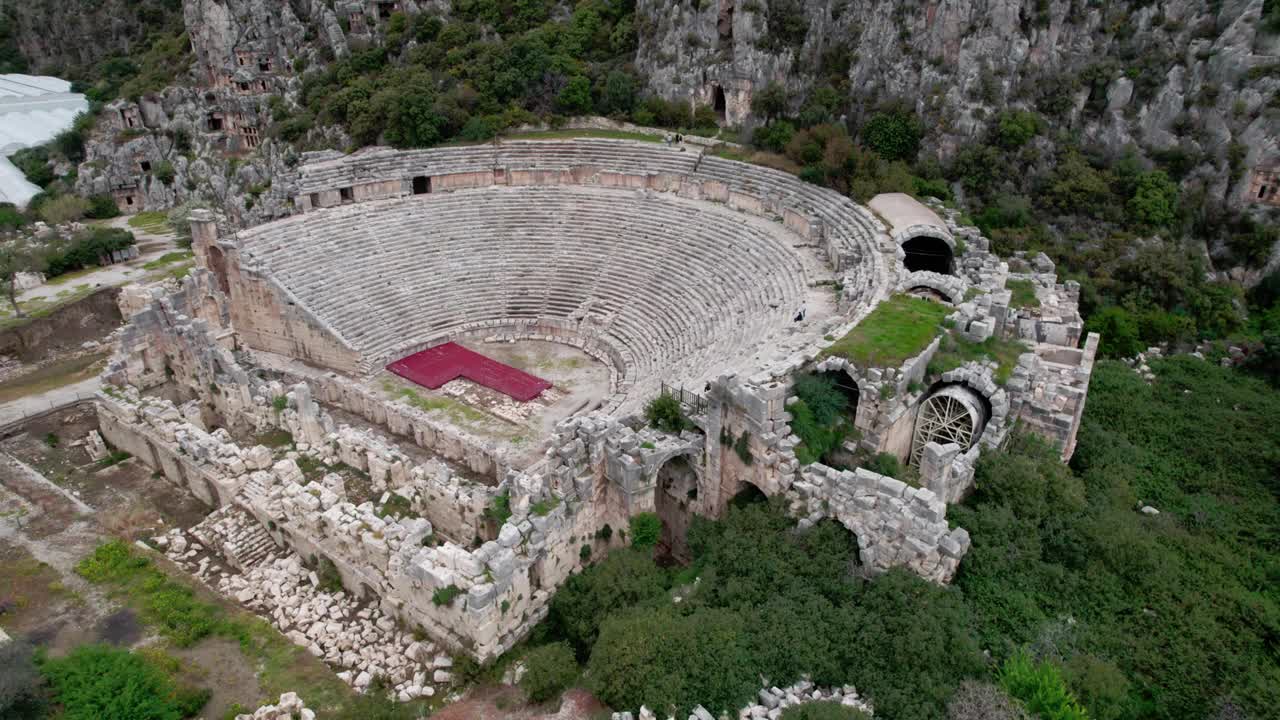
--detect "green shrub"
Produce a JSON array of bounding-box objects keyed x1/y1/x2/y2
[
  {"x1": 993, "y1": 109, "x2": 1040, "y2": 149},
  {"x1": 432, "y1": 584, "x2": 463, "y2": 606},
  {"x1": 39, "y1": 194, "x2": 90, "y2": 225},
  {"x1": 733, "y1": 430, "x2": 754, "y2": 465},
  {"x1": 85, "y1": 194, "x2": 120, "y2": 219},
  {"x1": 645, "y1": 391, "x2": 689, "y2": 433},
  {"x1": 316, "y1": 555, "x2": 344, "y2": 594},
  {"x1": 862, "y1": 106, "x2": 922, "y2": 162},
  {"x1": 548, "y1": 548, "x2": 669, "y2": 657},
  {"x1": 271, "y1": 395, "x2": 288, "y2": 412},
  {"x1": 999, "y1": 651, "x2": 1089, "y2": 720},
  {"x1": 587, "y1": 606, "x2": 756, "y2": 717},
  {"x1": 152, "y1": 160, "x2": 176, "y2": 185},
  {"x1": 779, "y1": 702, "x2": 872, "y2": 720},
  {"x1": 1084, "y1": 306, "x2": 1142, "y2": 358},
  {"x1": 863, "y1": 452, "x2": 900, "y2": 477},
  {"x1": 520, "y1": 642, "x2": 579, "y2": 703},
  {"x1": 487, "y1": 491, "x2": 512, "y2": 525},
  {"x1": 44, "y1": 226, "x2": 137, "y2": 277},
  {"x1": 40, "y1": 644, "x2": 207, "y2": 720},
  {"x1": 628, "y1": 512, "x2": 662, "y2": 550},
  {"x1": 1127, "y1": 170, "x2": 1179, "y2": 229}
]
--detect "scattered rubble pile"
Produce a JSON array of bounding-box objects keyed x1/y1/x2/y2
[
  {"x1": 154, "y1": 509, "x2": 444, "y2": 700},
  {"x1": 222, "y1": 554, "x2": 446, "y2": 700},
  {"x1": 610, "y1": 680, "x2": 873, "y2": 720},
  {"x1": 234, "y1": 692, "x2": 314, "y2": 720}
]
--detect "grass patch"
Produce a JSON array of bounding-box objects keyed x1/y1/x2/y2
[
  {"x1": 928, "y1": 333, "x2": 1029, "y2": 385},
  {"x1": 0, "y1": 351, "x2": 106, "y2": 403},
  {"x1": 531, "y1": 496, "x2": 561, "y2": 516},
  {"x1": 75, "y1": 540, "x2": 429, "y2": 717},
  {"x1": 711, "y1": 145, "x2": 804, "y2": 175},
  {"x1": 96, "y1": 450, "x2": 133, "y2": 468},
  {"x1": 503, "y1": 128, "x2": 663, "y2": 143},
  {"x1": 822, "y1": 295, "x2": 951, "y2": 367},
  {"x1": 1006, "y1": 279, "x2": 1041, "y2": 309},
  {"x1": 142, "y1": 250, "x2": 193, "y2": 270},
  {"x1": 128, "y1": 211, "x2": 172, "y2": 234},
  {"x1": 380, "y1": 379, "x2": 486, "y2": 422},
  {"x1": 0, "y1": 286, "x2": 101, "y2": 330},
  {"x1": 254, "y1": 429, "x2": 294, "y2": 449}
]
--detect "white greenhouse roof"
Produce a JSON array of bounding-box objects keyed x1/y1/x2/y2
[{"x1": 0, "y1": 74, "x2": 88, "y2": 207}]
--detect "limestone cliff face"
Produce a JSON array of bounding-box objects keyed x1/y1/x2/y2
[
  {"x1": 61, "y1": 0, "x2": 1280, "y2": 228},
  {"x1": 6, "y1": 0, "x2": 184, "y2": 75},
  {"x1": 637, "y1": 0, "x2": 1279, "y2": 205},
  {"x1": 72, "y1": 0, "x2": 357, "y2": 227}
]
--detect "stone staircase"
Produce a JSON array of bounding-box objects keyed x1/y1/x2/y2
[{"x1": 188, "y1": 504, "x2": 282, "y2": 572}]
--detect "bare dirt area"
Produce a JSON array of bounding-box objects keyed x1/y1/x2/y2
[
  {"x1": 1, "y1": 405, "x2": 212, "y2": 538},
  {"x1": 0, "y1": 351, "x2": 107, "y2": 404},
  {"x1": 170, "y1": 636, "x2": 265, "y2": 720},
  {"x1": 432, "y1": 686, "x2": 609, "y2": 720}
]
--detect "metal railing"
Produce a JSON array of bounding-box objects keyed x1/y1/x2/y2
[{"x1": 660, "y1": 382, "x2": 706, "y2": 415}]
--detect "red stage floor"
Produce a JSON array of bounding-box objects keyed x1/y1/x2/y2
[{"x1": 386, "y1": 342, "x2": 552, "y2": 402}]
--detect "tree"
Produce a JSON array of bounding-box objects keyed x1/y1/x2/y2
[
  {"x1": 602, "y1": 70, "x2": 637, "y2": 115},
  {"x1": 587, "y1": 607, "x2": 757, "y2": 716},
  {"x1": 0, "y1": 237, "x2": 48, "y2": 317},
  {"x1": 520, "y1": 642, "x2": 579, "y2": 703},
  {"x1": 993, "y1": 110, "x2": 1040, "y2": 149},
  {"x1": 644, "y1": 391, "x2": 689, "y2": 433},
  {"x1": 1128, "y1": 170, "x2": 1179, "y2": 229},
  {"x1": 557, "y1": 75, "x2": 593, "y2": 115},
  {"x1": 1085, "y1": 306, "x2": 1142, "y2": 358},
  {"x1": 86, "y1": 195, "x2": 120, "y2": 219},
  {"x1": 862, "y1": 106, "x2": 922, "y2": 162},
  {"x1": 752, "y1": 81, "x2": 789, "y2": 123},
  {"x1": 547, "y1": 548, "x2": 669, "y2": 657}
]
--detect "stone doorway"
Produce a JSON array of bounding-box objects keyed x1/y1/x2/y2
[
  {"x1": 902, "y1": 235, "x2": 954, "y2": 274},
  {"x1": 713, "y1": 86, "x2": 727, "y2": 124}
]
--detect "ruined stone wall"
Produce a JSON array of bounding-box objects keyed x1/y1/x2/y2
[{"x1": 786, "y1": 464, "x2": 970, "y2": 584}]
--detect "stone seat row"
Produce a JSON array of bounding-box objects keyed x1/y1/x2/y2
[
  {"x1": 293, "y1": 140, "x2": 702, "y2": 194},
  {"x1": 290, "y1": 140, "x2": 883, "y2": 271},
  {"x1": 239, "y1": 187, "x2": 809, "y2": 387}
]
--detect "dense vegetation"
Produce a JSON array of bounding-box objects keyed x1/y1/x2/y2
[
  {"x1": 535, "y1": 357, "x2": 1280, "y2": 720},
  {"x1": 748, "y1": 87, "x2": 1279, "y2": 377},
  {"x1": 283, "y1": 0, "x2": 719, "y2": 149}
]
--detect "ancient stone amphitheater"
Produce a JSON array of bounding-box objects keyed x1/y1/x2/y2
[
  {"x1": 226, "y1": 139, "x2": 892, "y2": 409},
  {"x1": 102, "y1": 137, "x2": 1095, "y2": 694}
]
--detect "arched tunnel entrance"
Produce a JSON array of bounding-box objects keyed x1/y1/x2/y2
[
  {"x1": 713, "y1": 86, "x2": 727, "y2": 124},
  {"x1": 816, "y1": 369, "x2": 860, "y2": 416},
  {"x1": 910, "y1": 384, "x2": 989, "y2": 466},
  {"x1": 654, "y1": 455, "x2": 698, "y2": 563},
  {"x1": 902, "y1": 235, "x2": 955, "y2": 275}
]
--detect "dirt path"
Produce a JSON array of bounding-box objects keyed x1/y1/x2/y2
[
  {"x1": 15, "y1": 213, "x2": 184, "y2": 306},
  {"x1": 0, "y1": 375, "x2": 101, "y2": 427}
]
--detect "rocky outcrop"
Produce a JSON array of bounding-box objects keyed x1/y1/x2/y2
[
  {"x1": 637, "y1": 0, "x2": 1279, "y2": 206},
  {"x1": 6, "y1": 0, "x2": 184, "y2": 75}
]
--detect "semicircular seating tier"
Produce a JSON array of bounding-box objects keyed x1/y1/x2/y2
[
  {"x1": 236, "y1": 185, "x2": 826, "y2": 407},
  {"x1": 291, "y1": 139, "x2": 890, "y2": 298}
]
